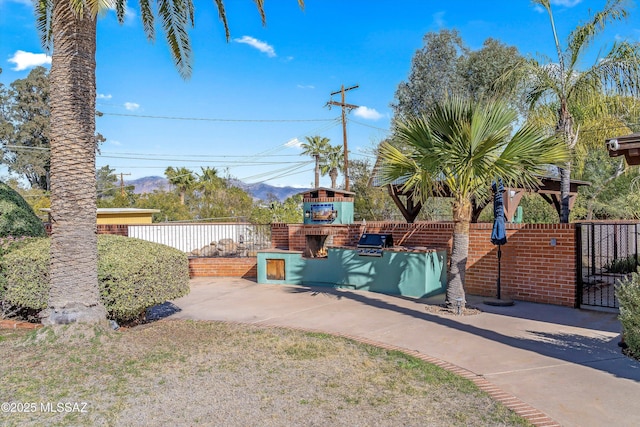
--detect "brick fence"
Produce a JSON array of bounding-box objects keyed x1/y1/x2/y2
[
  {"x1": 45, "y1": 222, "x2": 578, "y2": 306},
  {"x1": 271, "y1": 221, "x2": 577, "y2": 307}
]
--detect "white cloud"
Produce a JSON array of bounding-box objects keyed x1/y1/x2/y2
[
  {"x1": 285, "y1": 138, "x2": 301, "y2": 148},
  {"x1": 109, "y1": 140, "x2": 122, "y2": 146},
  {"x1": 8, "y1": 50, "x2": 51, "y2": 71},
  {"x1": 296, "y1": 84, "x2": 315, "y2": 90},
  {"x1": 234, "y1": 36, "x2": 276, "y2": 57},
  {"x1": 550, "y1": 0, "x2": 582, "y2": 7},
  {"x1": 432, "y1": 11, "x2": 446, "y2": 28},
  {"x1": 124, "y1": 102, "x2": 140, "y2": 111},
  {"x1": 354, "y1": 106, "x2": 383, "y2": 121},
  {"x1": 97, "y1": 93, "x2": 112, "y2": 100}
]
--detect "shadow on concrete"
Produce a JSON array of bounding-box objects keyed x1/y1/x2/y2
[{"x1": 285, "y1": 285, "x2": 640, "y2": 382}]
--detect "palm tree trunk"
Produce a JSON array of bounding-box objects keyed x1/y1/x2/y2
[
  {"x1": 330, "y1": 167, "x2": 338, "y2": 189},
  {"x1": 558, "y1": 103, "x2": 575, "y2": 224},
  {"x1": 43, "y1": 1, "x2": 106, "y2": 325},
  {"x1": 314, "y1": 155, "x2": 320, "y2": 188},
  {"x1": 446, "y1": 198, "x2": 471, "y2": 310}
]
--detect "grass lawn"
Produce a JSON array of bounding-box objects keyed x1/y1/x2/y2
[{"x1": 0, "y1": 320, "x2": 531, "y2": 426}]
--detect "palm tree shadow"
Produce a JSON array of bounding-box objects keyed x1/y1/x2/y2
[{"x1": 285, "y1": 285, "x2": 640, "y2": 381}]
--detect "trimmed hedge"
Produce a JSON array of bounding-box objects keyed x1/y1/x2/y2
[
  {"x1": 0, "y1": 182, "x2": 46, "y2": 238},
  {"x1": 617, "y1": 272, "x2": 640, "y2": 359},
  {"x1": 1, "y1": 235, "x2": 190, "y2": 322}
]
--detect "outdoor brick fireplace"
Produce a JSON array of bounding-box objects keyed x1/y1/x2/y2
[{"x1": 305, "y1": 234, "x2": 331, "y2": 258}]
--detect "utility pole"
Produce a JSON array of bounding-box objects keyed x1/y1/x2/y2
[
  {"x1": 119, "y1": 173, "x2": 131, "y2": 197},
  {"x1": 327, "y1": 84, "x2": 359, "y2": 191}
]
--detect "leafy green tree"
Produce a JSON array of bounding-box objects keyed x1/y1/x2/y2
[
  {"x1": 320, "y1": 145, "x2": 344, "y2": 189},
  {"x1": 250, "y1": 194, "x2": 303, "y2": 224},
  {"x1": 512, "y1": 0, "x2": 640, "y2": 223},
  {"x1": 379, "y1": 97, "x2": 569, "y2": 309},
  {"x1": 392, "y1": 30, "x2": 467, "y2": 120},
  {"x1": 165, "y1": 166, "x2": 196, "y2": 206},
  {"x1": 36, "y1": 0, "x2": 304, "y2": 325},
  {"x1": 135, "y1": 190, "x2": 190, "y2": 222},
  {"x1": 460, "y1": 38, "x2": 523, "y2": 106},
  {"x1": 96, "y1": 165, "x2": 118, "y2": 202},
  {"x1": 300, "y1": 136, "x2": 330, "y2": 188},
  {"x1": 392, "y1": 30, "x2": 523, "y2": 121},
  {"x1": 349, "y1": 158, "x2": 400, "y2": 221},
  {"x1": 0, "y1": 67, "x2": 50, "y2": 190}
]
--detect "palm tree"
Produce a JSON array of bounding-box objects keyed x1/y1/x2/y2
[
  {"x1": 379, "y1": 97, "x2": 569, "y2": 309},
  {"x1": 38, "y1": 0, "x2": 304, "y2": 325},
  {"x1": 320, "y1": 145, "x2": 344, "y2": 189},
  {"x1": 165, "y1": 166, "x2": 196, "y2": 205},
  {"x1": 301, "y1": 136, "x2": 330, "y2": 188},
  {"x1": 514, "y1": 0, "x2": 640, "y2": 223}
]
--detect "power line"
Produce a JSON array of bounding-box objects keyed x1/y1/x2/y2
[
  {"x1": 99, "y1": 111, "x2": 337, "y2": 123},
  {"x1": 349, "y1": 118, "x2": 391, "y2": 133}
]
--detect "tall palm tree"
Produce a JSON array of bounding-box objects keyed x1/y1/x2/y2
[
  {"x1": 300, "y1": 136, "x2": 330, "y2": 188},
  {"x1": 379, "y1": 97, "x2": 569, "y2": 309},
  {"x1": 320, "y1": 145, "x2": 344, "y2": 189},
  {"x1": 38, "y1": 0, "x2": 304, "y2": 325},
  {"x1": 165, "y1": 166, "x2": 195, "y2": 205},
  {"x1": 514, "y1": 0, "x2": 640, "y2": 223}
]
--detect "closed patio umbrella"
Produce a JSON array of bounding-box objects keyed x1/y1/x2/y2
[{"x1": 491, "y1": 180, "x2": 507, "y2": 300}]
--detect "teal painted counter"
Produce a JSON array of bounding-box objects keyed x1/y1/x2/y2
[{"x1": 257, "y1": 247, "x2": 447, "y2": 298}]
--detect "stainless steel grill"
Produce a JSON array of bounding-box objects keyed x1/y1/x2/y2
[{"x1": 356, "y1": 233, "x2": 393, "y2": 257}]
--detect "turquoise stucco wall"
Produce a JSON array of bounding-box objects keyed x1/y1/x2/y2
[{"x1": 257, "y1": 248, "x2": 447, "y2": 298}]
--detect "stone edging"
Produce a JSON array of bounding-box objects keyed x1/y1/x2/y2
[{"x1": 0, "y1": 319, "x2": 43, "y2": 330}]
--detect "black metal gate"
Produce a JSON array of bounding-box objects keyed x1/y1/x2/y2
[{"x1": 576, "y1": 222, "x2": 640, "y2": 310}]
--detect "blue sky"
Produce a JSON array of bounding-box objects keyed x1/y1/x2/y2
[{"x1": 1, "y1": 0, "x2": 639, "y2": 188}]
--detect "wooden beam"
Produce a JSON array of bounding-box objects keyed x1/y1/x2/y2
[{"x1": 387, "y1": 185, "x2": 421, "y2": 223}]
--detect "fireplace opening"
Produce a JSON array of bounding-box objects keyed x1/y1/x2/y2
[{"x1": 305, "y1": 235, "x2": 331, "y2": 258}]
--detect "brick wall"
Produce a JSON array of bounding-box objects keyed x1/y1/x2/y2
[
  {"x1": 465, "y1": 223, "x2": 576, "y2": 307},
  {"x1": 271, "y1": 221, "x2": 578, "y2": 307},
  {"x1": 286, "y1": 224, "x2": 353, "y2": 251},
  {"x1": 44, "y1": 223, "x2": 129, "y2": 236},
  {"x1": 271, "y1": 223, "x2": 290, "y2": 249},
  {"x1": 188, "y1": 257, "x2": 257, "y2": 278}
]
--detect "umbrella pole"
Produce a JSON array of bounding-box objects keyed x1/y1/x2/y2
[{"x1": 497, "y1": 245, "x2": 502, "y2": 299}]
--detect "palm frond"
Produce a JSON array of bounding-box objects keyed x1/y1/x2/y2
[
  {"x1": 593, "y1": 41, "x2": 640, "y2": 96},
  {"x1": 115, "y1": 0, "x2": 126, "y2": 23},
  {"x1": 36, "y1": 0, "x2": 53, "y2": 52},
  {"x1": 380, "y1": 97, "x2": 570, "y2": 207},
  {"x1": 567, "y1": 0, "x2": 629, "y2": 69},
  {"x1": 158, "y1": 0, "x2": 194, "y2": 79},
  {"x1": 139, "y1": 0, "x2": 155, "y2": 41},
  {"x1": 252, "y1": 0, "x2": 267, "y2": 26},
  {"x1": 212, "y1": 0, "x2": 231, "y2": 40}
]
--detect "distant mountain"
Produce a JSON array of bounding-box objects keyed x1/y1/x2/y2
[
  {"x1": 228, "y1": 179, "x2": 309, "y2": 202},
  {"x1": 127, "y1": 176, "x2": 170, "y2": 194},
  {"x1": 126, "y1": 176, "x2": 308, "y2": 202}
]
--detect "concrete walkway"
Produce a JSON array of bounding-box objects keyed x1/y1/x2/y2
[{"x1": 168, "y1": 277, "x2": 640, "y2": 427}]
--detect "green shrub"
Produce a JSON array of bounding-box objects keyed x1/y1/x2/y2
[
  {"x1": 0, "y1": 182, "x2": 46, "y2": 238},
  {"x1": 617, "y1": 272, "x2": 640, "y2": 359},
  {"x1": 605, "y1": 254, "x2": 640, "y2": 274},
  {"x1": 1, "y1": 235, "x2": 190, "y2": 322}
]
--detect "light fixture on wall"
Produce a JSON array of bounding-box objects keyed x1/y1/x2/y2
[{"x1": 304, "y1": 210, "x2": 311, "y2": 219}]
